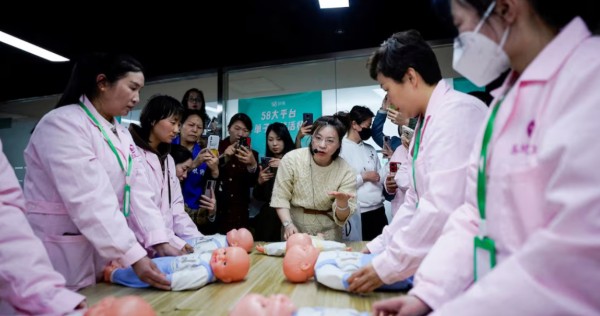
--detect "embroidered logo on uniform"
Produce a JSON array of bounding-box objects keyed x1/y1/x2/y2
[
  {"x1": 512, "y1": 120, "x2": 537, "y2": 155},
  {"x1": 129, "y1": 144, "x2": 140, "y2": 158},
  {"x1": 527, "y1": 120, "x2": 535, "y2": 138}
]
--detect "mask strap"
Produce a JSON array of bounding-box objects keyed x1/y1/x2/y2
[
  {"x1": 474, "y1": 1, "x2": 497, "y2": 33},
  {"x1": 498, "y1": 26, "x2": 510, "y2": 49}
]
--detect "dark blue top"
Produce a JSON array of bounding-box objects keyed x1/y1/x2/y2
[
  {"x1": 172, "y1": 135, "x2": 209, "y2": 209},
  {"x1": 372, "y1": 110, "x2": 401, "y2": 151}
]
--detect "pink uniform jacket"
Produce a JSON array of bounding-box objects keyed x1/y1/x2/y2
[
  {"x1": 367, "y1": 79, "x2": 487, "y2": 284},
  {"x1": 0, "y1": 140, "x2": 85, "y2": 315},
  {"x1": 385, "y1": 145, "x2": 410, "y2": 216},
  {"x1": 410, "y1": 18, "x2": 600, "y2": 315},
  {"x1": 136, "y1": 147, "x2": 202, "y2": 251},
  {"x1": 24, "y1": 98, "x2": 169, "y2": 290}
]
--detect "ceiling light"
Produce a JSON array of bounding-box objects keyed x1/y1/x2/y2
[
  {"x1": 319, "y1": 0, "x2": 349, "y2": 9},
  {"x1": 0, "y1": 31, "x2": 69, "y2": 62}
]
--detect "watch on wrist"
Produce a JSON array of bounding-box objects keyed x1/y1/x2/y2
[{"x1": 282, "y1": 220, "x2": 292, "y2": 228}]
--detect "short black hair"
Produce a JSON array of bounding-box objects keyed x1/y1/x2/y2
[
  {"x1": 139, "y1": 94, "x2": 184, "y2": 142},
  {"x1": 228, "y1": 113, "x2": 253, "y2": 131},
  {"x1": 170, "y1": 143, "x2": 193, "y2": 164},
  {"x1": 367, "y1": 29, "x2": 442, "y2": 85}
]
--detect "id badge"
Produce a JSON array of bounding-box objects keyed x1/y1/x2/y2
[
  {"x1": 474, "y1": 236, "x2": 496, "y2": 281},
  {"x1": 122, "y1": 184, "x2": 131, "y2": 217}
]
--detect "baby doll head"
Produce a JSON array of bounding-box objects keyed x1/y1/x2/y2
[
  {"x1": 85, "y1": 296, "x2": 156, "y2": 316},
  {"x1": 226, "y1": 228, "x2": 254, "y2": 252},
  {"x1": 229, "y1": 293, "x2": 296, "y2": 316},
  {"x1": 283, "y1": 244, "x2": 320, "y2": 283},
  {"x1": 210, "y1": 246, "x2": 251, "y2": 283},
  {"x1": 286, "y1": 233, "x2": 312, "y2": 249}
]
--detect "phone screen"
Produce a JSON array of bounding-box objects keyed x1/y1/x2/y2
[
  {"x1": 303, "y1": 113, "x2": 313, "y2": 126},
  {"x1": 204, "y1": 180, "x2": 216, "y2": 198},
  {"x1": 383, "y1": 135, "x2": 391, "y2": 147},
  {"x1": 208, "y1": 135, "x2": 220, "y2": 157},
  {"x1": 261, "y1": 157, "x2": 272, "y2": 169},
  {"x1": 238, "y1": 137, "x2": 251, "y2": 148},
  {"x1": 402, "y1": 126, "x2": 414, "y2": 140}
]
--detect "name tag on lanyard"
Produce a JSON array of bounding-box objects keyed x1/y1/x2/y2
[
  {"x1": 474, "y1": 235, "x2": 496, "y2": 281},
  {"x1": 79, "y1": 102, "x2": 132, "y2": 217}
]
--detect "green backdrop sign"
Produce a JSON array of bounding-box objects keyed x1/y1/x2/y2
[{"x1": 239, "y1": 91, "x2": 322, "y2": 157}]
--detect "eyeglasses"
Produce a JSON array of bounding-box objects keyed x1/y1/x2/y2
[
  {"x1": 188, "y1": 97, "x2": 202, "y2": 103},
  {"x1": 313, "y1": 135, "x2": 337, "y2": 146}
]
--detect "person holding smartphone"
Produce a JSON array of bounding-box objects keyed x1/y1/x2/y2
[
  {"x1": 295, "y1": 113, "x2": 313, "y2": 148},
  {"x1": 253, "y1": 123, "x2": 296, "y2": 241},
  {"x1": 172, "y1": 109, "x2": 219, "y2": 233},
  {"x1": 217, "y1": 113, "x2": 259, "y2": 234}
]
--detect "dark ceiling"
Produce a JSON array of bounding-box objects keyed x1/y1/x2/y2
[{"x1": 0, "y1": 1, "x2": 455, "y2": 103}]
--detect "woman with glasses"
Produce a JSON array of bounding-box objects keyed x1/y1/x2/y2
[
  {"x1": 181, "y1": 88, "x2": 210, "y2": 128},
  {"x1": 270, "y1": 115, "x2": 356, "y2": 241}
]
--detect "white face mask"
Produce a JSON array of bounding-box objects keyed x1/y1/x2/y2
[{"x1": 453, "y1": 1, "x2": 511, "y2": 87}]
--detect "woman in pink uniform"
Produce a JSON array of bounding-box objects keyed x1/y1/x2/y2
[
  {"x1": 24, "y1": 53, "x2": 181, "y2": 291},
  {"x1": 0, "y1": 139, "x2": 86, "y2": 314},
  {"x1": 373, "y1": 0, "x2": 600, "y2": 315}
]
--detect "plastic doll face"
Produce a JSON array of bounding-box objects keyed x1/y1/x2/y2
[
  {"x1": 210, "y1": 246, "x2": 251, "y2": 283},
  {"x1": 229, "y1": 293, "x2": 296, "y2": 316},
  {"x1": 286, "y1": 233, "x2": 312, "y2": 249},
  {"x1": 85, "y1": 295, "x2": 156, "y2": 316},
  {"x1": 283, "y1": 245, "x2": 320, "y2": 283},
  {"x1": 226, "y1": 228, "x2": 254, "y2": 252}
]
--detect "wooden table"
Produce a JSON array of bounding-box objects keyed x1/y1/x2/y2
[{"x1": 79, "y1": 242, "x2": 404, "y2": 315}]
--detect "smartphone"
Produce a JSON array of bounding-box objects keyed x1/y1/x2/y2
[
  {"x1": 207, "y1": 135, "x2": 220, "y2": 157},
  {"x1": 204, "y1": 180, "x2": 216, "y2": 198},
  {"x1": 383, "y1": 135, "x2": 391, "y2": 148},
  {"x1": 389, "y1": 162, "x2": 399, "y2": 173},
  {"x1": 238, "y1": 136, "x2": 251, "y2": 149},
  {"x1": 402, "y1": 126, "x2": 415, "y2": 140},
  {"x1": 260, "y1": 157, "x2": 272, "y2": 169},
  {"x1": 303, "y1": 113, "x2": 313, "y2": 126}
]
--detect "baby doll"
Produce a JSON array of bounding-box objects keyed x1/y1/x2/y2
[
  {"x1": 256, "y1": 233, "x2": 349, "y2": 256},
  {"x1": 229, "y1": 293, "x2": 369, "y2": 316},
  {"x1": 283, "y1": 245, "x2": 411, "y2": 292},
  {"x1": 104, "y1": 247, "x2": 250, "y2": 291},
  {"x1": 186, "y1": 227, "x2": 254, "y2": 253}
]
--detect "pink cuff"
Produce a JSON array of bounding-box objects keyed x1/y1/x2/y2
[
  {"x1": 170, "y1": 235, "x2": 187, "y2": 250},
  {"x1": 409, "y1": 281, "x2": 447, "y2": 311},
  {"x1": 118, "y1": 243, "x2": 147, "y2": 267},
  {"x1": 143, "y1": 228, "x2": 169, "y2": 248}
]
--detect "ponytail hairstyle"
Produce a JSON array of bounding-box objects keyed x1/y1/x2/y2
[{"x1": 56, "y1": 53, "x2": 143, "y2": 108}]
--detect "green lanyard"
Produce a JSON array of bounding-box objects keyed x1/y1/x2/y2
[
  {"x1": 411, "y1": 117, "x2": 424, "y2": 208},
  {"x1": 473, "y1": 95, "x2": 508, "y2": 281},
  {"x1": 79, "y1": 102, "x2": 133, "y2": 217},
  {"x1": 476, "y1": 98, "x2": 505, "y2": 232}
]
